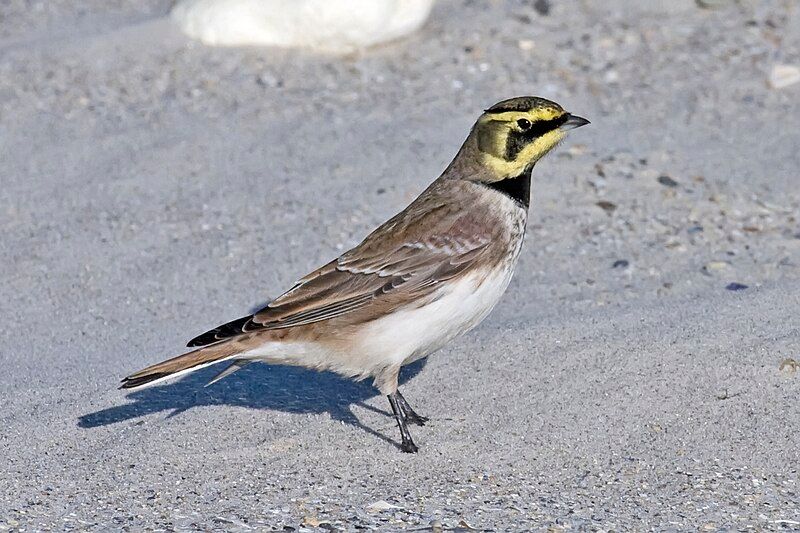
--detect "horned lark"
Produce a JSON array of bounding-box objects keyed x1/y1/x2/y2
[{"x1": 122, "y1": 96, "x2": 589, "y2": 453}]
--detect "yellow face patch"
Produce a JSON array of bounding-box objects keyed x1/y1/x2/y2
[
  {"x1": 480, "y1": 129, "x2": 567, "y2": 177},
  {"x1": 475, "y1": 104, "x2": 569, "y2": 178}
]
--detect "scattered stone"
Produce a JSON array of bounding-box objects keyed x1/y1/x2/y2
[
  {"x1": 696, "y1": 0, "x2": 733, "y2": 9},
  {"x1": 429, "y1": 520, "x2": 443, "y2": 533},
  {"x1": 657, "y1": 175, "x2": 679, "y2": 187},
  {"x1": 612, "y1": 259, "x2": 629, "y2": 268},
  {"x1": 704, "y1": 261, "x2": 730, "y2": 273},
  {"x1": 518, "y1": 39, "x2": 535, "y2": 51},
  {"x1": 533, "y1": 0, "x2": 551, "y2": 16},
  {"x1": 768, "y1": 64, "x2": 800, "y2": 89},
  {"x1": 725, "y1": 282, "x2": 748, "y2": 291},
  {"x1": 594, "y1": 163, "x2": 606, "y2": 177},
  {"x1": 780, "y1": 358, "x2": 799, "y2": 373},
  {"x1": 366, "y1": 501, "x2": 402, "y2": 512},
  {"x1": 302, "y1": 516, "x2": 323, "y2": 527},
  {"x1": 566, "y1": 144, "x2": 587, "y2": 156},
  {"x1": 256, "y1": 72, "x2": 281, "y2": 88},
  {"x1": 604, "y1": 70, "x2": 620, "y2": 84},
  {"x1": 716, "y1": 389, "x2": 743, "y2": 400},
  {"x1": 596, "y1": 200, "x2": 617, "y2": 213}
]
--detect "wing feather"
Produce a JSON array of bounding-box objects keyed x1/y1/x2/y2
[{"x1": 186, "y1": 189, "x2": 499, "y2": 345}]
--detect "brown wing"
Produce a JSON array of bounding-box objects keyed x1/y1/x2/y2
[{"x1": 188, "y1": 186, "x2": 498, "y2": 347}]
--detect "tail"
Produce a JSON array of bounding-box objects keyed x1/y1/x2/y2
[{"x1": 120, "y1": 344, "x2": 241, "y2": 390}]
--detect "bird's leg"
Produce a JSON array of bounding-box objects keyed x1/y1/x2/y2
[
  {"x1": 387, "y1": 392, "x2": 418, "y2": 453},
  {"x1": 396, "y1": 390, "x2": 428, "y2": 426}
]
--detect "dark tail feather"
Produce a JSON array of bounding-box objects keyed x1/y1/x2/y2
[
  {"x1": 120, "y1": 372, "x2": 174, "y2": 389},
  {"x1": 120, "y1": 345, "x2": 238, "y2": 390},
  {"x1": 187, "y1": 315, "x2": 253, "y2": 347}
]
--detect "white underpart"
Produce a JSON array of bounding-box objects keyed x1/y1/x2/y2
[
  {"x1": 362, "y1": 267, "x2": 516, "y2": 367},
  {"x1": 239, "y1": 266, "x2": 517, "y2": 385},
  {"x1": 171, "y1": 0, "x2": 435, "y2": 53}
]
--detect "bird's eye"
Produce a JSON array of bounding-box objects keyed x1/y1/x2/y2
[{"x1": 517, "y1": 118, "x2": 532, "y2": 131}]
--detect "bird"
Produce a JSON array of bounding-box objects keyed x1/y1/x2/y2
[{"x1": 121, "y1": 96, "x2": 589, "y2": 453}]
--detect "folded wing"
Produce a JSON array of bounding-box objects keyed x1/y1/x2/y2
[{"x1": 187, "y1": 196, "x2": 497, "y2": 347}]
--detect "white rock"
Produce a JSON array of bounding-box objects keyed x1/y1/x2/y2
[
  {"x1": 704, "y1": 261, "x2": 730, "y2": 272},
  {"x1": 517, "y1": 39, "x2": 535, "y2": 51},
  {"x1": 366, "y1": 500, "x2": 402, "y2": 512},
  {"x1": 768, "y1": 64, "x2": 800, "y2": 89},
  {"x1": 172, "y1": 0, "x2": 435, "y2": 53}
]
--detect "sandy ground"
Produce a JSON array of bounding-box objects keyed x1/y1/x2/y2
[{"x1": 2, "y1": 0, "x2": 800, "y2": 530}]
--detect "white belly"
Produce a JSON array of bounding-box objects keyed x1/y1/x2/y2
[
  {"x1": 354, "y1": 266, "x2": 516, "y2": 368},
  {"x1": 240, "y1": 266, "x2": 516, "y2": 381}
]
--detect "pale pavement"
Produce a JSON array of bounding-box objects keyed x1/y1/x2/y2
[{"x1": 1, "y1": 0, "x2": 799, "y2": 529}]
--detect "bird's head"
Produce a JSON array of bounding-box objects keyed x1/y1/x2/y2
[{"x1": 465, "y1": 96, "x2": 589, "y2": 181}]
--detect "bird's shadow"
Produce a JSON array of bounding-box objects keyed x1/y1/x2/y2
[{"x1": 78, "y1": 359, "x2": 427, "y2": 450}]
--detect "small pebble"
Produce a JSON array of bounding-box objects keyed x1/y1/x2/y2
[
  {"x1": 518, "y1": 39, "x2": 535, "y2": 51},
  {"x1": 657, "y1": 175, "x2": 679, "y2": 187},
  {"x1": 366, "y1": 500, "x2": 402, "y2": 512},
  {"x1": 704, "y1": 261, "x2": 730, "y2": 273},
  {"x1": 596, "y1": 200, "x2": 617, "y2": 213},
  {"x1": 533, "y1": 0, "x2": 551, "y2": 16},
  {"x1": 696, "y1": 0, "x2": 733, "y2": 8},
  {"x1": 768, "y1": 64, "x2": 800, "y2": 89},
  {"x1": 725, "y1": 282, "x2": 748, "y2": 291},
  {"x1": 256, "y1": 72, "x2": 282, "y2": 88}
]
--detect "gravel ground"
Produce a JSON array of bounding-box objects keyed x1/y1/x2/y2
[{"x1": 2, "y1": 0, "x2": 800, "y2": 530}]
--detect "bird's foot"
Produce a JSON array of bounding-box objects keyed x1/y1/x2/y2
[
  {"x1": 388, "y1": 392, "x2": 420, "y2": 454},
  {"x1": 404, "y1": 411, "x2": 428, "y2": 427},
  {"x1": 396, "y1": 390, "x2": 428, "y2": 426},
  {"x1": 400, "y1": 439, "x2": 419, "y2": 453}
]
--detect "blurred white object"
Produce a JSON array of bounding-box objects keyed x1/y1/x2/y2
[
  {"x1": 768, "y1": 64, "x2": 800, "y2": 90},
  {"x1": 172, "y1": 0, "x2": 435, "y2": 53}
]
